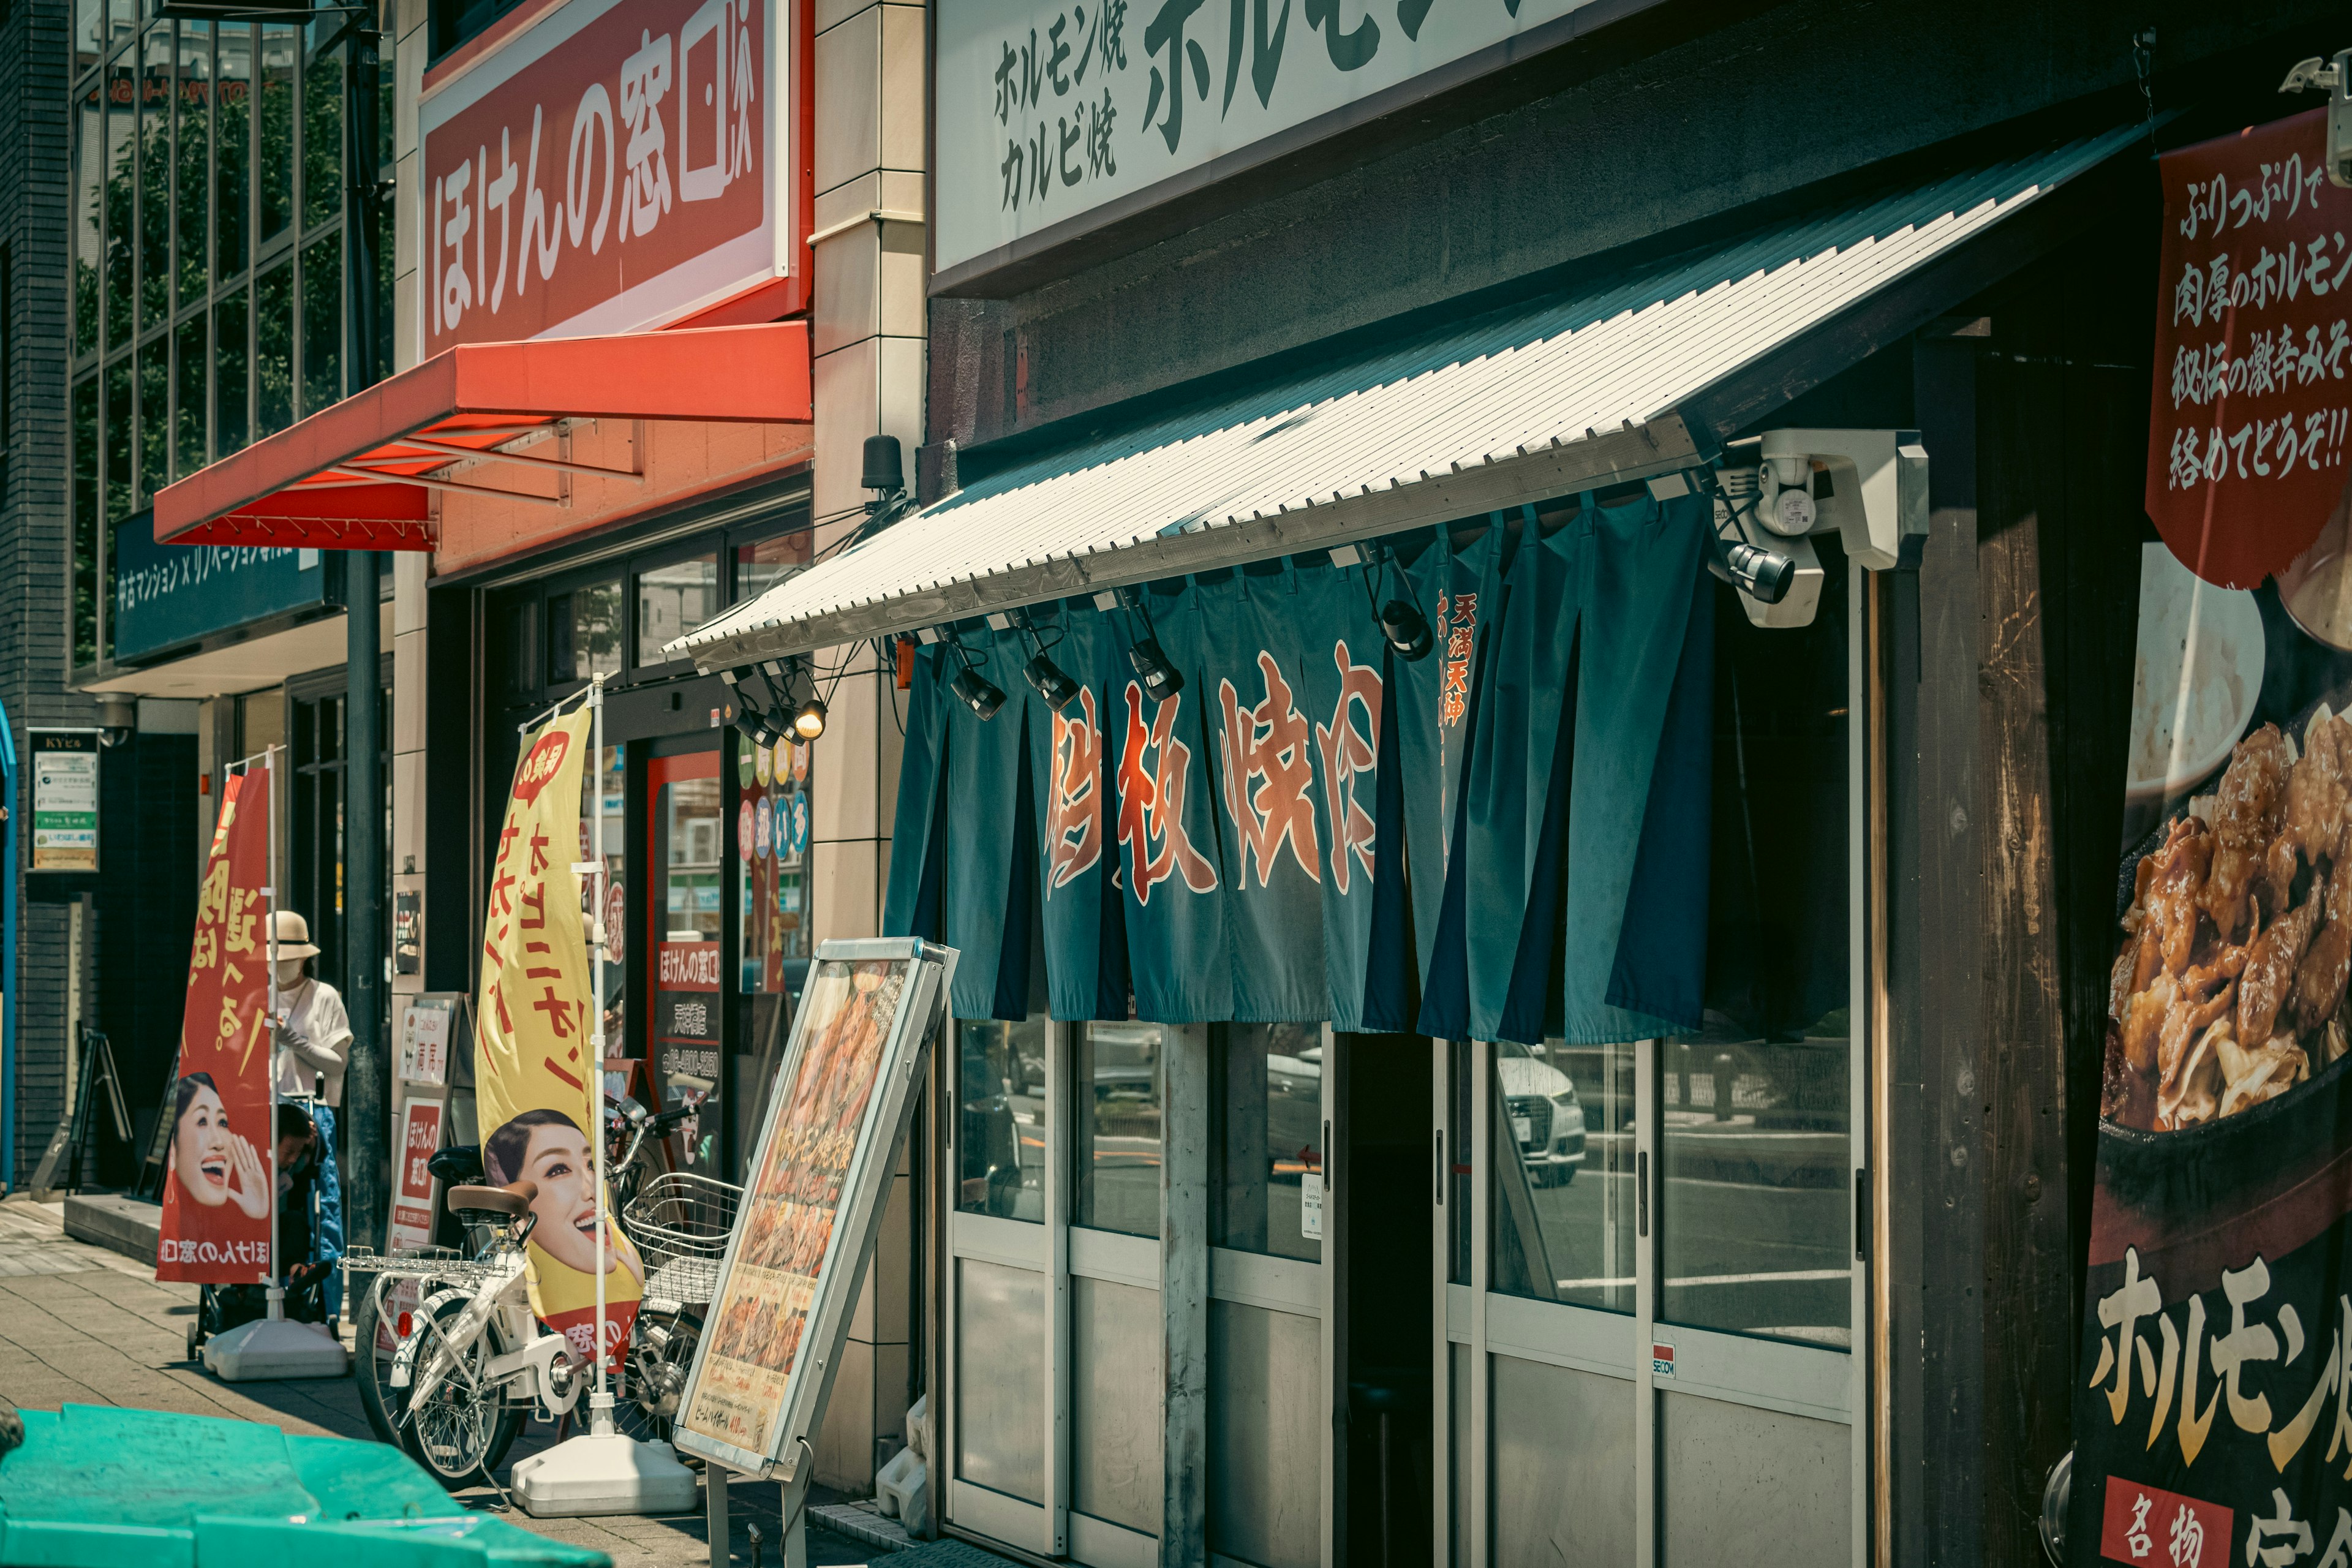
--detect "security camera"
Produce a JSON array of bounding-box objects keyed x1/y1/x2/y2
[{"x1": 95, "y1": 695, "x2": 136, "y2": 748}]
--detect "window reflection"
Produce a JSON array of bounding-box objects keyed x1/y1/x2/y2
[
  {"x1": 1215, "y1": 1023, "x2": 1321, "y2": 1261},
  {"x1": 1074, "y1": 1021, "x2": 1162, "y2": 1237},
  {"x1": 734, "y1": 531, "x2": 812, "y2": 605},
  {"x1": 1489, "y1": 1039, "x2": 1634, "y2": 1313},
  {"x1": 1656, "y1": 567, "x2": 1852, "y2": 1348},
  {"x1": 549, "y1": 580, "x2": 622, "y2": 681},
  {"x1": 638, "y1": 554, "x2": 719, "y2": 666},
  {"x1": 960, "y1": 1018, "x2": 1046, "y2": 1223}
]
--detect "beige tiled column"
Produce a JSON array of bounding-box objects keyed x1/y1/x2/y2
[
  {"x1": 806, "y1": 0, "x2": 926, "y2": 1494},
  {"x1": 387, "y1": 0, "x2": 428, "y2": 1010}
]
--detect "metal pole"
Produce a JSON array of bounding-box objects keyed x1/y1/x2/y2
[
  {"x1": 590, "y1": 673, "x2": 611, "y2": 1431},
  {"x1": 347, "y1": 550, "x2": 385, "y2": 1252},
  {"x1": 265, "y1": 748, "x2": 282, "y2": 1316}
]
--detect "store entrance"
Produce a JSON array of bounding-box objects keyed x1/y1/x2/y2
[
  {"x1": 646, "y1": 744, "x2": 724, "y2": 1172},
  {"x1": 943, "y1": 1018, "x2": 1334, "y2": 1568},
  {"x1": 1433, "y1": 564, "x2": 1865, "y2": 1568}
]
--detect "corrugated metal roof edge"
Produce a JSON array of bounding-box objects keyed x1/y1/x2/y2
[{"x1": 675, "y1": 123, "x2": 2143, "y2": 668}]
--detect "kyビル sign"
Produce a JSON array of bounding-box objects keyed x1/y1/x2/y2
[
  {"x1": 418, "y1": 0, "x2": 805, "y2": 358},
  {"x1": 29, "y1": 731, "x2": 99, "y2": 873},
  {"x1": 935, "y1": 0, "x2": 1616, "y2": 281}
]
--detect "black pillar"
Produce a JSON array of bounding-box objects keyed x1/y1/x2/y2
[{"x1": 345, "y1": 551, "x2": 385, "y2": 1250}]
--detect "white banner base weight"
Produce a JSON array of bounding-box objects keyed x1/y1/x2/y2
[
  {"x1": 202, "y1": 1314, "x2": 349, "y2": 1381},
  {"x1": 511, "y1": 1430, "x2": 699, "y2": 1517}
]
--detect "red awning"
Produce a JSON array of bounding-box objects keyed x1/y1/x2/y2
[{"x1": 154, "y1": 322, "x2": 814, "y2": 549}]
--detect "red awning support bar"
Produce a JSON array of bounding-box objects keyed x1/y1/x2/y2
[
  {"x1": 325, "y1": 464, "x2": 568, "y2": 505},
  {"x1": 377, "y1": 433, "x2": 646, "y2": 483}
]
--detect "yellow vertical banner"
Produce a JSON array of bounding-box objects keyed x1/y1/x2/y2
[{"x1": 474, "y1": 709, "x2": 642, "y2": 1362}]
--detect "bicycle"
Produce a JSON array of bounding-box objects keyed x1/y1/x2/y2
[{"x1": 347, "y1": 1179, "x2": 587, "y2": 1488}]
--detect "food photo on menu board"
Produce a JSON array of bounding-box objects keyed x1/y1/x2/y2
[{"x1": 674, "y1": 940, "x2": 948, "y2": 1474}]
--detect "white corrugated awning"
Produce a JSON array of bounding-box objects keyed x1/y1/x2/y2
[{"x1": 676, "y1": 127, "x2": 2139, "y2": 668}]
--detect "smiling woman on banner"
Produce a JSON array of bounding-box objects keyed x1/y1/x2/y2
[
  {"x1": 474, "y1": 707, "x2": 643, "y2": 1363},
  {"x1": 167, "y1": 1072, "x2": 269, "y2": 1223}
]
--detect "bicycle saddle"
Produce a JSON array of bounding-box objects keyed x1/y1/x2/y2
[{"x1": 447, "y1": 1180, "x2": 538, "y2": 1217}]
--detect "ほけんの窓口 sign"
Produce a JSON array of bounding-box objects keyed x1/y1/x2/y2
[{"x1": 418, "y1": 0, "x2": 805, "y2": 358}]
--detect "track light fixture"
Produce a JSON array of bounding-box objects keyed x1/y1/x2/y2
[
  {"x1": 793, "y1": 694, "x2": 828, "y2": 740},
  {"x1": 1698, "y1": 472, "x2": 1798, "y2": 606},
  {"x1": 1378, "y1": 599, "x2": 1433, "y2": 661},
  {"x1": 1127, "y1": 639, "x2": 1183, "y2": 704},
  {"x1": 952, "y1": 666, "x2": 1007, "y2": 720},
  {"x1": 1023, "y1": 652, "x2": 1080, "y2": 712}
]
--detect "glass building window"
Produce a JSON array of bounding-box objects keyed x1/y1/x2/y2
[
  {"x1": 72, "y1": 99, "x2": 100, "y2": 359},
  {"x1": 301, "y1": 23, "x2": 342, "y2": 233},
  {"x1": 1073, "y1": 1022, "x2": 1163, "y2": 1238},
  {"x1": 257, "y1": 23, "x2": 295, "y2": 247},
  {"x1": 139, "y1": 31, "x2": 169, "y2": 331},
  {"x1": 638, "y1": 554, "x2": 719, "y2": 667},
  {"x1": 1656, "y1": 568, "x2": 1852, "y2": 1348},
  {"x1": 735, "y1": 531, "x2": 813, "y2": 605},
  {"x1": 548, "y1": 580, "x2": 622, "y2": 682},
  {"x1": 959, "y1": 1018, "x2": 1047, "y2": 1222},
  {"x1": 104, "y1": 59, "x2": 132, "y2": 352},
  {"x1": 1488, "y1": 1039, "x2": 1634, "y2": 1311},
  {"x1": 216, "y1": 26, "x2": 249, "y2": 281},
  {"x1": 174, "y1": 313, "x2": 207, "y2": 478},
  {"x1": 1214, "y1": 1023, "x2": 1322, "y2": 1262},
  {"x1": 72, "y1": 377, "x2": 99, "y2": 669},
  {"x1": 301, "y1": 231, "x2": 340, "y2": 413},
  {"x1": 215, "y1": 287, "x2": 247, "y2": 453},
  {"x1": 175, "y1": 23, "x2": 210, "y2": 307},
  {"x1": 255, "y1": 259, "x2": 292, "y2": 435}
]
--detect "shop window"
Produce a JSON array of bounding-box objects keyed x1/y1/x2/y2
[
  {"x1": 1072, "y1": 1021, "x2": 1163, "y2": 1238},
  {"x1": 959, "y1": 1017, "x2": 1047, "y2": 1223},
  {"x1": 493, "y1": 595, "x2": 538, "y2": 698},
  {"x1": 649, "y1": 753, "x2": 723, "y2": 1107},
  {"x1": 737, "y1": 734, "x2": 811, "y2": 993},
  {"x1": 1213, "y1": 1023, "x2": 1322, "y2": 1262},
  {"x1": 548, "y1": 579, "x2": 622, "y2": 683},
  {"x1": 1656, "y1": 570, "x2": 1852, "y2": 1348},
  {"x1": 734, "y1": 530, "x2": 813, "y2": 606},
  {"x1": 1488, "y1": 1039, "x2": 1635, "y2": 1312},
  {"x1": 637, "y1": 553, "x2": 718, "y2": 667},
  {"x1": 584, "y1": 742, "x2": 624, "y2": 1057}
]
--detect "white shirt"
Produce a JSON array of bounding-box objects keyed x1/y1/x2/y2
[{"x1": 274, "y1": 977, "x2": 354, "y2": 1106}]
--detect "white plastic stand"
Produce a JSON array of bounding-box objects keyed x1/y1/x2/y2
[
  {"x1": 511, "y1": 1392, "x2": 699, "y2": 1517},
  {"x1": 202, "y1": 1284, "x2": 350, "y2": 1380},
  {"x1": 508, "y1": 677, "x2": 696, "y2": 1520}
]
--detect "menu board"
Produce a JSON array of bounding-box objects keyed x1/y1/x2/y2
[{"x1": 673, "y1": 938, "x2": 951, "y2": 1479}]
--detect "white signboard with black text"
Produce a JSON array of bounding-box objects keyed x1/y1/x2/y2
[{"x1": 936, "y1": 0, "x2": 1604, "y2": 278}]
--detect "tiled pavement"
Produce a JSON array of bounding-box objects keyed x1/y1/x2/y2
[{"x1": 0, "y1": 1194, "x2": 876, "y2": 1566}]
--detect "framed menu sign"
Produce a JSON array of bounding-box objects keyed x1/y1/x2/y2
[{"x1": 672, "y1": 937, "x2": 952, "y2": 1479}]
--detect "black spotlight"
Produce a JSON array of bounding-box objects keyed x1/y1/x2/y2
[
  {"x1": 1128, "y1": 638, "x2": 1184, "y2": 703},
  {"x1": 952, "y1": 666, "x2": 1007, "y2": 720},
  {"x1": 1377, "y1": 599, "x2": 1433, "y2": 661},
  {"x1": 793, "y1": 694, "x2": 828, "y2": 740},
  {"x1": 1023, "y1": 653, "x2": 1080, "y2": 711},
  {"x1": 733, "y1": 704, "x2": 781, "y2": 747},
  {"x1": 1715, "y1": 539, "x2": 1796, "y2": 605}
]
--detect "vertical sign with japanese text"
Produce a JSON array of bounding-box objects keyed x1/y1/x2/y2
[
  {"x1": 388, "y1": 1097, "x2": 446, "y2": 1254},
  {"x1": 474, "y1": 709, "x2": 644, "y2": 1365},
  {"x1": 29, "y1": 731, "x2": 99, "y2": 873},
  {"x1": 935, "y1": 0, "x2": 1604, "y2": 277},
  {"x1": 418, "y1": 0, "x2": 799, "y2": 357},
  {"x1": 157, "y1": 767, "x2": 274, "y2": 1283},
  {"x1": 2148, "y1": 110, "x2": 2352, "y2": 590}
]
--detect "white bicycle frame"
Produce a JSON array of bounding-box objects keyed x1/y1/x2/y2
[{"x1": 390, "y1": 1241, "x2": 584, "y2": 1425}]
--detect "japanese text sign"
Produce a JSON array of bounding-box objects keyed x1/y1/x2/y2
[
  {"x1": 399, "y1": 997, "x2": 454, "y2": 1086},
  {"x1": 157, "y1": 766, "x2": 274, "y2": 1283},
  {"x1": 388, "y1": 1097, "x2": 445, "y2": 1253},
  {"x1": 419, "y1": 0, "x2": 797, "y2": 356},
  {"x1": 935, "y1": 0, "x2": 1604, "y2": 278},
  {"x1": 2149, "y1": 110, "x2": 2352, "y2": 588}
]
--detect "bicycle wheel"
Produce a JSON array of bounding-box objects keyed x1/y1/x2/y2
[
  {"x1": 613, "y1": 1303, "x2": 704, "y2": 1446},
  {"x1": 400, "y1": 1292, "x2": 524, "y2": 1489},
  {"x1": 352, "y1": 1271, "x2": 407, "y2": 1446}
]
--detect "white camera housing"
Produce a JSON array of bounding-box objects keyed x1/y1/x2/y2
[{"x1": 1758, "y1": 428, "x2": 1930, "y2": 570}]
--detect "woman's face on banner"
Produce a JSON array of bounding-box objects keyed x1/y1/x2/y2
[
  {"x1": 173, "y1": 1084, "x2": 233, "y2": 1207},
  {"x1": 518, "y1": 1121, "x2": 619, "y2": 1276}
]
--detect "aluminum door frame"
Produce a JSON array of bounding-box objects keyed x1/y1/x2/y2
[{"x1": 1429, "y1": 570, "x2": 1875, "y2": 1568}]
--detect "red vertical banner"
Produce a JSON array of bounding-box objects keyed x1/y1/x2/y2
[
  {"x1": 156, "y1": 766, "x2": 274, "y2": 1283},
  {"x1": 2147, "y1": 108, "x2": 2352, "y2": 588}
]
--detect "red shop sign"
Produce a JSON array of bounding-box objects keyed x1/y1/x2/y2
[
  {"x1": 418, "y1": 0, "x2": 808, "y2": 357},
  {"x1": 2148, "y1": 109, "x2": 2352, "y2": 587}
]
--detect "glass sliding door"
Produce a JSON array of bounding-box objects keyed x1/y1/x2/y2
[{"x1": 1434, "y1": 562, "x2": 1865, "y2": 1568}]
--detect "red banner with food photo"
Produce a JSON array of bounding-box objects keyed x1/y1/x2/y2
[
  {"x1": 157, "y1": 766, "x2": 276, "y2": 1283},
  {"x1": 2147, "y1": 108, "x2": 2352, "y2": 592},
  {"x1": 2075, "y1": 114, "x2": 2352, "y2": 1556}
]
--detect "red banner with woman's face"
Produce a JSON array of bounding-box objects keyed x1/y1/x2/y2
[{"x1": 156, "y1": 767, "x2": 275, "y2": 1282}]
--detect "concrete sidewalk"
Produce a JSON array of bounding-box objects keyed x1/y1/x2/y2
[{"x1": 0, "y1": 1195, "x2": 878, "y2": 1567}]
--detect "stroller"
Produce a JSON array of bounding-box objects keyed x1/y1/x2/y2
[{"x1": 186, "y1": 1098, "x2": 345, "y2": 1362}]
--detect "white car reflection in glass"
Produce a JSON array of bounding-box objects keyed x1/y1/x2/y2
[{"x1": 1496, "y1": 1039, "x2": 1588, "y2": 1186}]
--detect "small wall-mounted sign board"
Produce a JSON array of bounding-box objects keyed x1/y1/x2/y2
[
  {"x1": 397, "y1": 995, "x2": 466, "y2": 1088},
  {"x1": 671, "y1": 937, "x2": 954, "y2": 1482},
  {"x1": 29, "y1": 731, "x2": 99, "y2": 872}
]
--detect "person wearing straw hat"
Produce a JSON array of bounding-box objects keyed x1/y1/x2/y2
[{"x1": 268, "y1": 911, "x2": 351, "y2": 1107}]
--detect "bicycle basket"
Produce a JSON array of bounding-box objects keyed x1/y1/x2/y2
[{"x1": 621, "y1": 1172, "x2": 742, "y2": 1305}]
